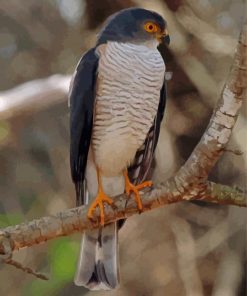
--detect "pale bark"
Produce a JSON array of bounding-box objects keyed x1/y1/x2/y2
[
  {"x1": 0, "y1": 75, "x2": 70, "y2": 120},
  {"x1": 0, "y1": 181, "x2": 245, "y2": 256}
]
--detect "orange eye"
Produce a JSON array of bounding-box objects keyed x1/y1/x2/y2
[{"x1": 144, "y1": 22, "x2": 159, "y2": 33}]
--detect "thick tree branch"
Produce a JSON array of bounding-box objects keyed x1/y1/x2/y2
[
  {"x1": 0, "y1": 23, "x2": 246, "y2": 272},
  {"x1": 0, "y1": 181, "x2": 246, "y2": 256},
  {"x1": 172, "y1": 22, "x2": 247, "y2": 192}
]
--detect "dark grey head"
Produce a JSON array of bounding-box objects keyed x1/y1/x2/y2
[{"x1": 97, "y1": 8, "x2": 170, "y2": 46}]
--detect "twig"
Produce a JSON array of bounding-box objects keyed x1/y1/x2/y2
[
  {"x1": 3, "y1": 258, "x2": 48, "y2": 281},
  {"x1": 0, "y1": 232, "x2": 48, "y2": 280},
  {"x1": 223, "y1": 148, "x2": 243, "y2": 155}
]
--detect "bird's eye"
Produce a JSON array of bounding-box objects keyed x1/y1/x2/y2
[{"x1": 144, "y1": 22, "x2": 159, "y2": 33}]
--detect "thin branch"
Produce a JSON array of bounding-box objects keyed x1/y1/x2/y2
[
  {"x1": 3, "y1": 258, "x2": 48, "y2": 281},
  {"x1": 202, "y1": 182, "x2": 247, "y2": 207}
]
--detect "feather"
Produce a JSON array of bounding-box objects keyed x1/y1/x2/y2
[
  {"x1": 74, "y1": 224, "x2": 119, "y2": 290},
  {"x1": 128, "y1": 82, "x2": 167, "y2": 184},
  {"x1": 70, "y1": 47, "x2": 119, "y2": 290},
  {"x1": 69, "y1": 48, "x2": 99, "y2": 205}
]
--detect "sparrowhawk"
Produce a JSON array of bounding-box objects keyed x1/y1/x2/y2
[{"x1": 69, "y1": 7, "x2": 169, "y2": 290}]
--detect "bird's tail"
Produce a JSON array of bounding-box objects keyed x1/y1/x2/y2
[{"x1": 74, "y1": 222, "x2": 119, "y2": 290}]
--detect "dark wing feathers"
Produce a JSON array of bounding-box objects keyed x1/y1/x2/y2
[
  {"x1": 70, "y1": 45, "x2": 166, "y2": 203},
  {"x1": 69, "y1": 48, "x2": 99, "y2": 206},
  {"x1": 128, "y1": 82, "x2": 167, "y2": 184}
]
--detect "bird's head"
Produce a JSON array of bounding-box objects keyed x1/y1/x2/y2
[{"x1": 97, "y1": 8, "x2": 170, "y2": 47}]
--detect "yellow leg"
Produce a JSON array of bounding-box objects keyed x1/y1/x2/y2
[
  {"x1": 87, "y1": 169, "x2": 114, "y2": 226},
  {"x1": 124, "y1": 171, "x2": 153, "y2": 211}
]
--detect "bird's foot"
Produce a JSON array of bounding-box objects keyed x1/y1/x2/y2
[
  {"x1": 87, "y1": 191, "x2": 114, "y2": 226},
  {"x1": 124, "y1": 172, "x2": 152, "y2": 211}
]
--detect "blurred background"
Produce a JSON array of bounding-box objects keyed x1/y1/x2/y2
[{"x1": 0, "y1": 0, "x2": 246, "y2": 295}]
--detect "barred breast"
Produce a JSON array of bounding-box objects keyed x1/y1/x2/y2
[{"x1": 92, "y1": 41, "x2": 165, "y2": 177}]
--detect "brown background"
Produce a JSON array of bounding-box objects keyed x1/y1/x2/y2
[{"x1": 0, "y1": 0, "x2": 246, "y2": 295}]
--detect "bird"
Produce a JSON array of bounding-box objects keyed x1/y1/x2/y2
[{"x1": 69, "y1": 7, "x2": 170, "y2": 290}]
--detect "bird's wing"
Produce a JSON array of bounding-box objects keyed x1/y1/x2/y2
[
  {"x1": 69, "y1": 48, "x2": 99, "y2": 206},
  {"x1": 128, "y1": 81, "x2": 167, "y2": 184}
]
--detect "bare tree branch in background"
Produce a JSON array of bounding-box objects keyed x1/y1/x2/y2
[{"x1": 0, "y1": 75, "x2": 70, "y2": 120}]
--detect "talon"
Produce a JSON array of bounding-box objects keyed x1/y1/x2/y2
[
  {"x1": 87, "y1": 191, "x2": 113, "y2": 226},
  {"x1": 136, "y1": 180, "x2": 153, "y2": 190},
  {"x1": 124, "y1": 171, "x2": 152, "y2": 211},
  {"x1": 87, "y1": 169, "x2": 114, "y2": 226}
]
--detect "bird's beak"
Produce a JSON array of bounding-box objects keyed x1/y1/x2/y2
[{"x1": 157, "y1": 29, "x2": 170, "y2": 45}]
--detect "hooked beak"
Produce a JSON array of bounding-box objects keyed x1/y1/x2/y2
[{"x1": 157, "y1": 29, "x2": 170, "y2": 45}]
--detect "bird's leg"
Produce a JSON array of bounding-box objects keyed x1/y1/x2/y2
[
  {"x1": 87, "y1": 168, "x2": 114, "y2": 226},
  {"x1": 124, "y1": 171, "x2": 152, "y2": 211}
]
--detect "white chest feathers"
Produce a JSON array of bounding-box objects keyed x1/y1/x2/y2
[{"x1": 92, "y1": 41, "x2": 165, "y2": 177}]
